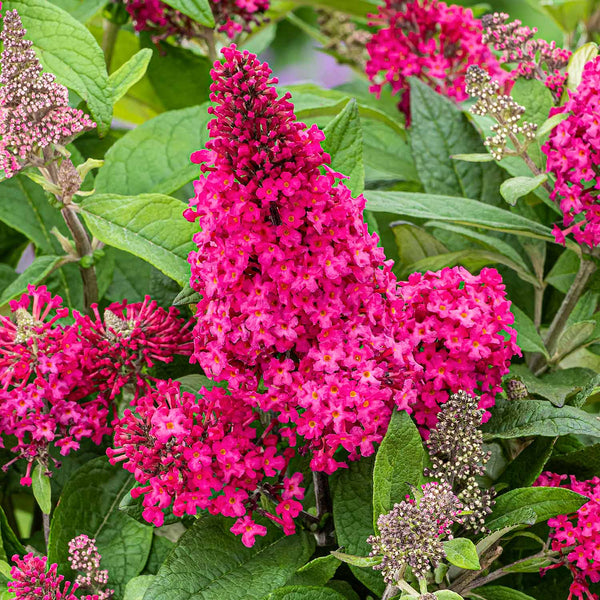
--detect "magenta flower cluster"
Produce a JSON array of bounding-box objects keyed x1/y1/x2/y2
[
  {"x1": 108, "y1": 379, "x2": 301, "y2": 545},
  {"x1": 365, "y1": 0, "x2": 507, "y2": 116},
  {"x1": 0, "y1": 9, "x2": 95, "y2": 178},
  {"x1": 184, "y1": 45, "x2": 422, "y2": 475},
  {"x1": 125, "y1": 0, "x2": 269, "y2": 39},
  {"x1": 543, "y1": 56, "x2": 600, "y2": 248},
  {"x1": 0, "y1": 285, "x2": 192, "y2": 485},
  {"x1": 400, "y1": 267, "x2": 520, "y2": 430},
  {"x1": 535, "y1": 472, "x2": 600, "y2": 600},
  {"x1": 174, "y1": 44, "x2": 518, "y2": 547},
  {"x1": 8, "y1": 553, "x2": 78, "y2": 600}
]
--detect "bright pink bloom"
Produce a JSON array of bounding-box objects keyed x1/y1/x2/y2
[
  {"x1": 184, "y1": 45, "x2": 421, "y2": 472},
  {"x1": 230, "y1": 516, "x2": 267, "y2": 547},
  {"x1": 543, "y1": 56, "x2": 600, "y2": 248},
  {"x1": 535, "y1": 472, "x2": 600, "y2": 600},
  {"x1": 366, "y1": 0, "x2": 508, "y2": 116},
  {"x1": 108, "y1": 379, "x2": 300, "y2": 540},
  {"x1": 400, "y1": 267, "x2": 520, "y2": 431},
  {"x1": 9, "y1": 553, "x2": 78, "y2": 600}
]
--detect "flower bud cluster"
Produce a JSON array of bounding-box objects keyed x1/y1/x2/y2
[
  {"x1": 365, "y1": 0, "x2": 507, "y2": 117},
  {"x1": 368, "y1": 481, "x2": 463, "y2": 583},
  {"x1": 543, "y1": 56, "x2": 600, "y2": 248},
  {"x1": 482, "y1": 12, "x2": 570, "y2": 99},
  {"x1": 535, "y1": 472, "x2": 600, "y2": 600},
  {"x1": 505, "y1": 378, "x2": 528, "y2": 400},
  {"x1": 0, "y1": 286, "x2": 192, "y2": 484},
  {"x1": 124, "y1": 0, "x2": 269, "y2": 39},
  {"x1": 108, "y1": 378, "x2": 303, "y2": 544},
  {"x1": 317, "y1": 10, "x2": 370, "y2": 68},
  {"x1": 8, "y1": 553, "x2": 78, "y2": 600},
  {"x1": 425, "y1": 391, "x2": 495, "y2": 533},
  {"x1": 68, "y1": 535, "x2": 113, "y2": 600},
  {"x1": 0, "y1": 10, "x2": 95, "y2": 178},
  {"x1": 465, "y1": 66, "x2": 537, "y2": 161}
]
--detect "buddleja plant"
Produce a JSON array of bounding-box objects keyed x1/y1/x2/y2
[{"x1": 1, "y1": 0, "x2": 600, "y2": 600}]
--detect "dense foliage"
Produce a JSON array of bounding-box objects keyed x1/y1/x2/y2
[{"x1": 1, "y1": 1, "x2": 600, "y2": 600}]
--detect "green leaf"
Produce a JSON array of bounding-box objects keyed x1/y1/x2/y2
[
  {"x1": 537, "y1": 113, "x2": 569, "y2": 138},
  {"x1": 144, "y1": 517, "x2": 314, "y2": 600},
  {"x1": 4, "y1": 0, "x2": 112, "y2": 134},
  {"x1": 545, "y1": 249, "x2": 579, "y2": 293},
  {"x1": 50, "y1": 0, "x2": 106, "y2": 22},
  {"x1": 391, "y1": 222, "x2": 448, "y2": 270},
  {"x1": 124, "y1": 576, "x2": 156, "y2": 600},
  {"x1": 0, "y1": 506, "x2": 25, "y2": 561},
  {"x1": 48, "y1": 457, "x2": 153, "y2": 596},
  {"x1": 161, "y1": 0, "x2": 215, "y2": 26},
  {"x1": 267, "y1": 586, "x2": 346, "y2": 600},
  {"x1": 322, "y1": 99, "x2": 364, "y2": 195},
  {"x1": 555, "y1": 320, "x2": 596, "y2": 359},
  {"x1": 364, "y1": 191, "x2": 560, "y2": 245},
  {"x1": 80, "y1": 193, "x2": 196, "y2": 286},
  {"x1": 94, "y1": 104, "x2": 210, "y2": 196},
  {"x1": 482, "y1": 399, "x2": 600, "y2": 439},
  {"x1": 109, "y1": 49, "x2": 152, "y2": 105},
  {"x1": 502, "y1": 555, "x2": 555, "y2": 573},
  {"x1": 172, "y1": 283, "x2": 201, "y2": 306},
  {"x1": 547, "y1": 443, "x2": 600, "y2": 479},
  {"x1": 467, "y1": 586, "x2": 537, "y2": 600},
  {"x1": 0, "y1": 561, "x2": 10, "y2": 580},
  {"x1": 144, "y1": 535, "x2": 175, "y2": 575},
  {"x1": 434, "y1": 593, "x2": 464, "y2": 599},
  {"x1": 451, "y1": 153, "x2": 494, "y2": 162},
  {"x1": 332, "y1": 457, "x2": 384, "y2": 596},
  {"x1": 0, "y1": 256, "x2": 63, "y2": 306},
  {"x1": 104, "y1": 248, "x2": 155, "y2": 303},
  {"x1": 511, "y1": 305, "x2": 548, "y2": 357},
  {"x1": 485, "y1": 487, "x2": 588, "y2": 532},
  {"x1": 498, "y1": 437, "x2": 556, "y2": 489},
  {"x1": 143, "y1": 38, "x2": 212, "y2": 111},
  {"x1": 443, "y1": 538, "x2": 480, "y2": 571},
  {"x1": 566, "y1": 42, "x2": 599, "y2": 94},
  {"x1": 500, "y1": 175, "x2": 548, "y2": 207},
  {"x1": 287, "y1": 556, "x2": 341, "y2": 587},
  {"x1": 372, "y1": 411, "x2": 425, "y2": 527},
  {"x1": 329, "y1": 551, "x2": 381, "y2": 568},
  {"x1": 409, "y1": 78, "x2": 504, "y2": 203},
  {"x1": 32, "y1": 464, "x2": 52, "y2": 515}
]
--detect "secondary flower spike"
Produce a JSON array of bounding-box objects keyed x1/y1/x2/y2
[
  {"x1": 185, "y1": 44, "x2": 420, "y2": 473},
  {"x1": 0, "y1": 9, "x2": 95, "y2": 177},
  {"x1": 366, "y1": 0, "x2": 507, "y2": 116}
]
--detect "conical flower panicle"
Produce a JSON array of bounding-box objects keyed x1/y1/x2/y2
[
  {"x1": 185, "y1": 45, "x2": 420, "y2": 474},
  {"x1": 0, "y1": 9, "x2": 95, "y2": 177}
]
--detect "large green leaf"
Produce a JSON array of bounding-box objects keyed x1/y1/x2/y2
[
  {"x1": 410, "y1": 78, "x2": 503, "y2": 204},
  {"x1": 392, "y1": 222, "x2": 448, "y2": 272},
  {"x1": 143, "y1": 38, "x2": 212, "y2": 111},
  {"x1": 364, "y1": 191, "x2": 560, "y2": 245},
  {"x1": 511, "y1": 305, "x2": 548, "y2": 357},
  {"x1": 443, "y1": 538, "x2": 480, "y2": 571},
  {"x1": 0, "y1": 256, "x2": 63, "y2": 306},
  {"x1": 144, "y1": 517, "x2": 313, "y2": 600},
  {"x1": 109, "y1": 49, "x2": 153, "y2": 105},
  {"x1": 332, "y1": 457, "x2": 384, "y2": 596},
  {"x1": 482, "y1": 399, "x2": 600, "y2": 439},
  {"x1": 5, "y1": 0, "x2": 112, "y2": 134},
  {"x1": 267, "y1": 586, "x2": 346, "y2": 600},
  {"x1": 50, "y1": 0, "x2": 106, "y2": 22},
  {"x1": 48, "y1": 457, "x2": 153, "y2": 596},
  {"x1": 498, "y1": 437, "x2": 556, "y2": 490},
  {"x1": 548, "y1": 443, "x2": 600, "y2": 479},
  {"x1": 468, "y1": 585, "x2": 538, "y2": 600},
  {"x1": 322, "y1": 99, "x2": 364, "y2": 195},
  {"x1": 372, "y1": 411, "x2": 425, "y2": 528},
  {"x1": 161, "y1": 0, "x2": 215, "y2": 26},
  {"x1": 485, "y1": 486, "x2": 588, "y2": 532},
  {"x1": 95, "y1": 105, "x2": 210, "y2": 196},
  {"x1": 287, "y1": 556, "x2": 340, "y2": 587},
  {"x1": 80, "y1": 193, "x2": 196, "y2": 286}
]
